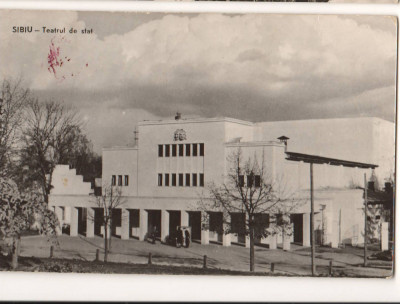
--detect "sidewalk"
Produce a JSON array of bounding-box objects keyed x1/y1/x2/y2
[{"x1": 18, "y1": 235, "x2": 392, "y2": 277}]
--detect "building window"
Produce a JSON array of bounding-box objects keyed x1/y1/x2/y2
[
  {"x1": 165, "y1": 174, "x2": 170, "y2": 186},
  {"x1": 172, "y1": 144, "x2": 177, "y2": 157},
  {"x1": 111, "y1": 175, "x2": 116, "y2": 186},
  {"x1": 192, "y1": 174, "x2": 197, "y2": 186},
  {"x1": 186, "y1": 144, "x2": 191, "y2": 156},
  {"x1": 199, "y1": 173, "x2": 204, "y2": 187},
  {"x1": 200, "y1": 143, "x2": 204, "y2": 156},
  {"x1": 185, "y1": 173, "x2": 190, "y2": 186},
  {"x1": 158, "y1": 174, "x2": 162, "y2": 186},
  {"x1": 238, "y1": 175, "x2": 244, "y2": 187},
  {"x1": 158, "y1": 145, "x2": 163, "y2": 157},
  {"x1": 179, "y1": 174, "x2": 184, "y2": 186},
  {"x1": 179, "y1": 144, "x2": 184, "y2": 156},
  {"x1": 172, "y1": 173, "x2": 177, "y2": 186},
  {"x1": 254, "y1": 175, "x2": 261, "y2": 188},
  {"x1": 124, "y1": 175, "x2": 129, "y2": 186},
  {"x1": 247, "y1": 174, "x2": 253, "y2": 188},
  {"x1": 118, "y1": 175, "x2": 123, "y2": 186},
  {"x1": 192, "y1": 144, "x2": 198, "y2": 156},
  {"x1": 165, "y1": 144, "x2": 170, "y2": 157}
]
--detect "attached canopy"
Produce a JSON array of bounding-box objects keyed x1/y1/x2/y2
[{"x1": 285, "y1": 151, "x2": 378, "y2": 169}]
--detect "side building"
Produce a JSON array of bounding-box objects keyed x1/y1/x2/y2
[{"x1": 49, "y1": 115, "x2": 395, "y2": 249}]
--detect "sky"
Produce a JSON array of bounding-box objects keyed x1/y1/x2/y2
[{"x1": 0, "y1": 10, "x2": 397, "y2": 152}]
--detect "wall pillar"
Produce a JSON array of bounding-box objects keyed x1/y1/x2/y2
[
  {"x1": 269, "y1": 215, "x2": 277, "y2": 249},
  {"x1": 245, "y1": 213, "x2": 250, "y2": 248},
  {"x1": 181, "y1": 210, "x2": 189, "y2": 227},
  {"x1": 139, "y1": 209, "x2": 148, "y2": 241},
  {"x1": 381, "y1": 222, "x2": 389, "y2": 251},
  {"x1": 70, "y1": 207, "x2": 79, "y2": 237},
  {"x1": 161, "y1": 210, "x2": 170, "y2": 243},
  {"x1": 54, "y1": 206, "x2": 63, "y2": 236},
  {"x1": 121, "y1": 209, "x2": 130, "y2": 240},
  {"x1": 302, "y1": 213, "x2": 311, "y2": 247},
  {"x1": 86, "y1": 207, "x2": 95, "y2": 238},
  {"x1": 201, "y1": 211, "x2": 209, "y2": 245},
  {"x1": 283, "y1": 215, "x2": 291, "y2": 251},
  {"x1": 222, "y1": 213, "x2": 231, "y2": 247}
]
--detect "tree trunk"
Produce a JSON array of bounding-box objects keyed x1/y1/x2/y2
[
  {"x1": 104, "y1": 223, "x2": 108, "y2": 263},
  {"x1": 11, "y1": 236, "x2": 20, "y2": 269},
  {"x1": 108, "y1": 211, "x2": 112, "y2": 251},
  {"x1": 249, "y1": 227, "x2": 255, "y2": 272}
]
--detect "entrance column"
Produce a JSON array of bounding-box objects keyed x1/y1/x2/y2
[
  {"x1": 161, "y1": 210, "x2": 170, "y2": 243},
  {"x1": 121, "y1": 209, "x2": 130, "y2": 240},
  {"x1": 222, "y1": 213, "x2": 231, "y2": 247},
  {"x1": 139, "y1": 209, "x2": 148, "y2": 241},
  {"x1": 70, "y1": 207, "x2": 79, "y2": 237},
  {"x1": 302, "y1": 212, "x2": 311, "y2": 247},
  {"x1": 269, "y1": 215, "x2": 278, "y2": 249},
  {"x1": 201, "y1": 211, "x2": 210, "y2": 245},
  {"x1": 54, "y1": 206, "x2": 63, "y2": 236},
  {"x1": 181, "y1": 210, "x2": 189, "y2": 226},
  {"x1": 86, "y1": 207, "x2": 95, "y2": 238}
]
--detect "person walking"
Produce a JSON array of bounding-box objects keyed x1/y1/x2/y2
[{"x1": 184, "y1": 229, "x2": 191, "y2": 248}]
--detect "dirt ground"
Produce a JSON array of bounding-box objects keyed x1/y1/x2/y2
[{"x1": 3, "y1": 234, "x2": 393, "y2": 277}]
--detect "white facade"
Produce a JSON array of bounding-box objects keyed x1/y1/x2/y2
[{"x1": 49, "y1": 116, "x2": 395, "y2": 249}]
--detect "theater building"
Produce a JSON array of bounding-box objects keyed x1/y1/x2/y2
[{"x1": 49, "y1": 115, "x2": 394, "y2": 250}]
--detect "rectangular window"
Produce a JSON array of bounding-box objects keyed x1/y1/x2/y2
[
  {"x1": 247, "y1": 175, "x2": 253, "y2": 188},
  {"x1": 200, "y1": 143, "x2": 204, "y2": 156},
  {"x1": 124, "y1": 175, "x2": 129, "y2": 186},
  {"x1": 111, "y1": 175, "x2": 116, "y2": 186},
  {"x1": 172, "y1": 173, "x2": 177, "y2": 186},
  {"x1": 158, "y1": 145, "x2": 163, "y2": 157},
  {"x1": 192, "y1": 144, "x2": 198, "y2": 156},
  {"x1": 165, "y1": 144, "x2": 170, "y2": 157},
  {"x1": 185, "y1": 173, "x2": 190, "y2": 186},
  {"x1": 179, "y1": 144, "x2": 184, "y2": 156},
  {"x1": 254, "y1": 175, "x2": 261, "y2": 188},
  {"x1": 238, "y1": 175, "x2": 245, "y2": 187},
  {"x1": 185, "y1": 144, "x2": 191, "y2": 156},
  {"x1": 179, "y1": 173, "x2": 184, "y2": 186},
  {"x1": 199, "y1": 173, "x2": 204, "y2": 187},
  {"x1": 172, "y1": 144, "x2": 177, "y2": 157},
  {"x1": 158, "y1": 174, "x2": 163, "y2": 186},
  {"x1": 164, "y1": 174, "x2": 170, "y2": 186},
  {"x1": 192, "y1": 174, "x2": 197, "y2": 186},
  {"x1": 118, "y1": 175, "x2": 123, "y2": 186}
]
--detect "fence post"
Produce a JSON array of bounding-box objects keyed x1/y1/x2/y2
[
  {"x1": 329, "y1": 261, "x2": 333, "y2": 277},
  {"x1": 50, "y1": 246, "x2": 54, "y2": 258},
  {"x1": 96, "y1": 249, "x2": 100, "y2": 262},
  {"x1": 203, "y1": 255, "x2": 207, "y2": 269},
  {"x1": 271, "y1": 263, "x2": 275, "y2": 273},
  {"x1": 148, "y1": 252, "x2": 152, "y2": 265}
]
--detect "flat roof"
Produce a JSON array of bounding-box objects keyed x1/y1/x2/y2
[
  {"x1": 285, "y1": 151, "x2": 378, "y2": 169},
  {"x1": 138, "y1": 116, "x2": 254, "y2": 127}
]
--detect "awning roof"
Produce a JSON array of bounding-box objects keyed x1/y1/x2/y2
[{"x1": 285, "y1": 151, "x2": 378, "y2": 169}]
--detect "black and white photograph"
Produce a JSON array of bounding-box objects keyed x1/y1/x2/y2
[{"x1": 0, "y1": 9, "x2": 396, "y2": 283}]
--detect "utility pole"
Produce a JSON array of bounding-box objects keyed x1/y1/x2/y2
[
  {"x1": 310, "y1": 162, "x2": 316, "y2": 276},
  {"x1": 364, "y1": 173, "x2": 368, "y2": 267}
]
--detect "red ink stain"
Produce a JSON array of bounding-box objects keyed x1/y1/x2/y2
[
  {"x1": 86, "y1": 63, "x2": 88, "y2": 67},
  {"x1": 47, "y1": 38, "x2": 61, "y2": 76}
]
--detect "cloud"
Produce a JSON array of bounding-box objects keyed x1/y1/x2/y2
[{"x1": 0, "y1": 11, "x2": 396, "y2": 151}]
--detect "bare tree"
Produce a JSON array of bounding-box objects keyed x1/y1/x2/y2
[
  {"x1": 19, "y1": 99, "x2": 83, "y2": 203},
  {"x1": 0, "y1": 78, "x2": 30, "y2": 176},
  {"x1": 201, "y1": 148, "x2": 303, "y2": 272},
  {"x1": 91, "y1": 184, "x2": 125, "y2": 263}
]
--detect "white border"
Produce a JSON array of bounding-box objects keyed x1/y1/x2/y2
[{"x1": 0, "y1": 1, "x2": 398, "y2": 302}]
